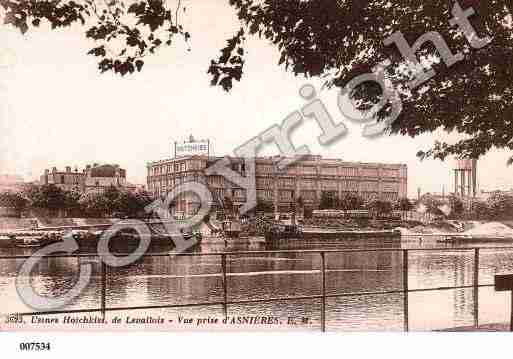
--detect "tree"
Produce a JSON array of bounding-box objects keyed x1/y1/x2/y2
[
  {"x1": 380, "y1": 200, "x2": 393, "y2": 217},
  {"x1": 448, "y1": 195, "x2": 465, "y2": 218},
  {"x1": 319, "y1": 191, "x2": 337, "y2": 210},
  {"x1": 2, "y1": 1, "x2": 513, "y2": 161},
  {"x1": 339, "y1": 193, "x2": 364, "y2": 210},
  {"x1": 134, "y1": 190, "x2": 153, "y2": 214},
  {"x1": 486, "y1": 191, "x2": 513, "y2": 219},
  {"x1": 420, "y1": 194, "x2": 445, "y2": 218},
  {"x1": 470, "y1": 200, "x2": 491, "y2": 220},
  {"x1": 79, "y1": 191, "x2": 110, "y2": 217},
  {"x1": 105, "y1": 185, "x2": 122, "y2": 198},
  {"x1": 113, "y1": 189, "x2": 153, "y2": 218},
  {"x1": 0, "y1": 0, "x2": 190, "y2": 76},
  {"x1": 78, "y1": 187, "x2": 152, "y2": 218},
  {"x1": 233, "y1": 0, "x2": 513, "y2": 163},
  {"x1": 394, "y1": 197, "x2": 413, "y2": 212},
  {"x1": 112, "y1": 190, "x2": 134, "y2": 217},
  {"x1": 365, "y1": 196, "x2": 393, "y2": 218},
  {"x1": 0, "y1": 191, "x2": 28, "y2": 213},
  {"x1": 25, "y1": 184, "x2": 66, "y2": 212},
  {"x1": 394, "y1": 197, "x2": 413, "y2": 220},
  {"x1": 63, "y1": 189, "x2": 82, "y2": 216}
]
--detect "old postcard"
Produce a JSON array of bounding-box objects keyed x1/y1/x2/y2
[{"x1": 1, "y1": 0, "x2": 513, "y2": 352}]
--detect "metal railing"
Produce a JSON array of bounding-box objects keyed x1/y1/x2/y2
[{"x1": 2, "y1": 246, "x2": 513, "y2": 331}]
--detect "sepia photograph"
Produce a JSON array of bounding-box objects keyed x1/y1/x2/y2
[{"x1": 1, "y1": 0, "x2": 513, "y2": 354}]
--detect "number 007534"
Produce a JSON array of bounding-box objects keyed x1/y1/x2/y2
[{"x1": 19, "y1": 342, "x2": 51, "y2": 351}]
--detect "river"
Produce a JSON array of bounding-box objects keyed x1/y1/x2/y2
[{"x1": 1, "y1": 236, "x2": 513, "y2": 331}]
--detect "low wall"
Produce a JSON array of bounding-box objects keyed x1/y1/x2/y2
[
  {"x1": 0, "y1": 207, "x2": 20, "y2": 218},
  {"x1": 0, "y1": 217, "x2": 120, "y2": 231},
  {"x1": 0, "y1": 218, "x2": 34, "y2": 231}
]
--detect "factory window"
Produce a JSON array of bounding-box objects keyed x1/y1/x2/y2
[
  {"x1": 256, "y1": 164, "x2": 273, "y2": 173},
  {"x1": 321, "y1": 167, "x2": 337, "y2": 176},
  {"x1": 302, "y1": 166, "x2": 316, "y2": 175}
]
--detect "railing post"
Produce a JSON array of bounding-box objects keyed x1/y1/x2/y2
[
  {"x1": 473, "y1": 248, "x2": 480, "y2": 329},
  {"x1": 510, "y1": 290, "x2": 513, "y2": 332},
  {"x1": 493, "y1": 273, "x2": 513, "y2": 331},
  {"x1": 403, "y1": 249, "x2": 409, "y2": 332},
  {"x1": 320, "y1": 252, "x2": 326, "y2": 332},
  {"x1": 221, "y1": 254, "x2": 228, "y2": 318},
  {"x1": 100, "y1": 260, "x2": 107, "y2": 318}
]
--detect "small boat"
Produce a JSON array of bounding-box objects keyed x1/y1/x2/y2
[
  {"x1": 15, "y1": 237, "x2": 46, "y2": 247},
  {"x1": 14, "y1": 232, "x2": 63, "y2": 248},
  {"x1": 180, "y1": 229, "x2": 203, "y2": 241},
  {"x1": 436, "y1": 236, "x2": 457, "y2": 244},
  {"x1": 436, "y1": 235, "x2": 472, "y2": 244},
  {"x1": 221, "y1": 220, "x2": 242, "y2": 238},
  {"x1": 301, "y1": 227, "x2": 399, "y2": 240},
  {"x1": 265, "y1": 224, "x2": 303, "y2": 241},
  {"x1": 436, "y1": 234, "x2": 513, "y2": 243},
  {"x1": 64, "y1": 229, "x2": 99, "y2": 241}
]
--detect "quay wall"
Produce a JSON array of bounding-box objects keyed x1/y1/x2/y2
[{"x1": 0, "y1": 217, "x2": 119, "y2": 231}]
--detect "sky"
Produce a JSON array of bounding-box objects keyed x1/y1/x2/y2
[{"x1": 0, "y1": 0, "x2": 512, "y2": 198}]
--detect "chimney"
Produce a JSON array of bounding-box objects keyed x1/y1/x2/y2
[
  {"x1": 44, "y1": 169, "x2": 49, "y2": 175},
  {"x1": 52, "y1": 167, "x2": 57, "y2": 173},
  {"x1": 66, "y1": 166, "x2": 71, "y2": 173}
]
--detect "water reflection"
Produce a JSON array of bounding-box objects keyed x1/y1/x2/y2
[{"x1": 1, "y1": 238, "x2": 513, "y2": 331}]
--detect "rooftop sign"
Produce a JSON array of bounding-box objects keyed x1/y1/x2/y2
[{"x1": 174, "y1": 137, "x2": 210, "y2": 158}]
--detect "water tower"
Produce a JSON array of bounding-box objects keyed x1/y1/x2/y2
[{"x1": 453, "y1": 159, "x2": 477, "y2": 198}]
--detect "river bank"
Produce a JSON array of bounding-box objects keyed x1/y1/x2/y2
[
  {"x1": 396, "y1": 221, "x2": 513, "y2": 244},
  {"x1": 2, "y1": 216, "x2": 513, "y2": 251}
]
